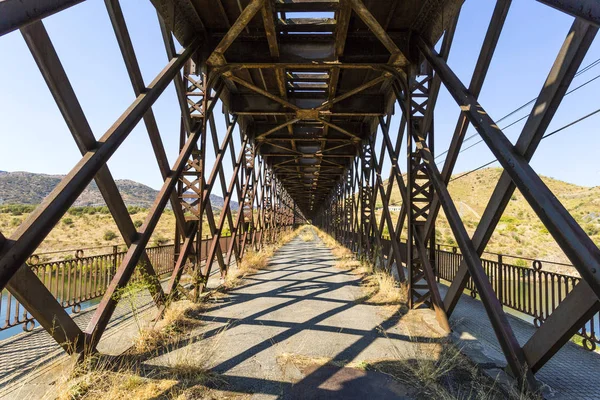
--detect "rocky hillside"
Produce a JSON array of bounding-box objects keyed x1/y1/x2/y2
[
  {"x1": 0, "y1": 171, "x2": 238, "y2": 210},
  {"x1": 381, "y1": 168, "x2": 600, "y2": 269}
]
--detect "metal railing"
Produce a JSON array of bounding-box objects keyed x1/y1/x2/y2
[
  {"x1": 434, "y1": 245, "x2": 598, "y2": 351},
  {"x1": 0, "y1": 235, "x2": 239, "y2": 333},
  {"x1": 370, "y1": 234, "x2": 598, "y2": 351},
  {"x1": 0, "y1": 244, "x2": 175, "y2": 332}
]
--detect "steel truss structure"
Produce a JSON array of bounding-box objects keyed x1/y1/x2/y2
[{"x1": 1, "y1": 0, "x2": 600, "y2": 392}]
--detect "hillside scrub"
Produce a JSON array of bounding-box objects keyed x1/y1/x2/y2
[
  {"x1": 3, "y1": 167, "x2": 593, "y2": 274},
  {"x1": 0, "y1": 207, "x2": 177, "y2": 255},
  {"x1": 381, "y1": 167, "x2": 596, "y2": 273},
  {"x1": 2, "y1": 213, "x2": 235, "y2": 254}
]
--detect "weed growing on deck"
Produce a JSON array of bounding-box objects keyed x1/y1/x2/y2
[
  {"x1": 132, "y1": 301, "x2": 203, "y2": 354},
  {"x1": 51, "y1": 300, "x2": 235, "y2": 400},
  {"x1": 367, "y1": 329, "x2": 542, "y2": 400},
  {"x1": 300, "y1": 226, "x2": 314, "y2": 242},
  {"x1": 313, "y1": 227, "x2": 407, "y2": 306},
  {"x1": 112, "y1": 273, "x2": 155, "y2": 332}
]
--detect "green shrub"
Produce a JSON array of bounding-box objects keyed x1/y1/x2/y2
[
  {"x1": 103, "y1": 230, "x2": 117, "y2": 241},
  {"x1": 514, "y1": 259, "x2": 528, "y2": 267},
  {"x1": 585, "y1": 223, "x2": 600, "y2": 236},
  {"x1": 0, "y1": 204, "x2": 36, "y2": 215},
  {"x1": 67, "y1": 206, "x2": 111, "y2": 216},
  {"x1": 68, "y1": 207, "x2": 84, "y2": 216},
  {"x1": 499, "y1": 215, "x2": 519, "y2": 224},
  {"x1": 62, "y1": 217, "x2": 74, "y2": 226},
  {"x1": 133, "y1": 219, "x2": 143, "y2": 228},
  {"x1": 83, "y1": 206, "x2": 96, "y2": 215},
  {"x1": 505, "y1": 224, "x2": 517, "y2": 232},
  {"x1": 152, "y1": 233, "x2": 169, "y2": 246},
  {"x1": 127, "y1": 206, "x2": 145, "y2": 215}
]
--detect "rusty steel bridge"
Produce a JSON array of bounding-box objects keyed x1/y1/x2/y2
[{"x1": 1, "y1": 0, "x2": 600, "y2": 394}]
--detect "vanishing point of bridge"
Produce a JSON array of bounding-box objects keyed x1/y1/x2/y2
[{"x1": 1, "y1": 0, "x2": 600, "y2": 395}]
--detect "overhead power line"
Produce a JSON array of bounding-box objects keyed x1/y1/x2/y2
[
  {"x1": 449, "y1": 106, "x2": 600, "y2": 183},
  {"x1": 435, "y1": 58, "x2": 600, "y2": 162}
]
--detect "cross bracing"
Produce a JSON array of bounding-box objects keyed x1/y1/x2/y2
[{"x1": 1, "y1": 0, "x2": 600, "y2": 393}]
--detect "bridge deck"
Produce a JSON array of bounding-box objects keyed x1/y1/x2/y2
[
  {"x1": 1, "y1": 233, "x2": 599, "y2": 399},
  {"x1": 445, "y1": 284, "x2": 600, "y2": 400}
]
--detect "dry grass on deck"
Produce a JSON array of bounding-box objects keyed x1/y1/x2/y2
[
  {"x1": 313, "y1": 226, "x2": 407, "y2": 306},
  {"x1": 311, "y1": 226, "x2": 541, "y2": 400},
  {"x1": 51, "y1": 300, "x2": 240, "y2": 400}
]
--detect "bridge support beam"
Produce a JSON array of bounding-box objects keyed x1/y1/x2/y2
[
  {"x1": 537, "y1": 0, "x2": 600, "y2": 26},
  {"x1": 0, "y1": 0, "x2": 85, "y2": 37}
]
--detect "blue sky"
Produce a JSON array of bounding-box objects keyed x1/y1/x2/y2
[{"x1": 0, "y1": 0, "x2": 599, "y2": 193}]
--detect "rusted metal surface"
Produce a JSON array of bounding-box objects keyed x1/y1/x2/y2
[
  {"x1": 22, "y1": 19, "x2": 166, "y2": 309},
  {"x1": 537, "y1": 0, "x2": 600, "y2": 26},
  {"x1": 1, "y1": 0, "x2": 599, "y2": 390},
  {"x1": 0, "y1": 0, "x2": 85, "y2": 36},
  {"x1": 442, "y1": 17, "x2": 597, "y2": 318}
]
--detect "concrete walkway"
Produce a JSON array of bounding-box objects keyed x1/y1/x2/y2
[
  {"x1": 444, "y1": 284, "x2": 600, "y2": 400},
  {"x1": 1, "y1": 233, "x2": 599, "y2": 399},
  {"x1": 0, "y1": 267, "x2": 224, "y2": 399},
  {"x1": 143, "y1": 235, "x2": 450, "y2": 399},
  {"x1": 189, "y1": 235, "x2": 600, "y2": 399}
]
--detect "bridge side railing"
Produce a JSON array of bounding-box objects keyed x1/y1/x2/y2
[
  {"x1": 377, "y1": 236, "x2": 597, "y2": 351},
  {"x1": 0, "y1": 236, "x2": 238, "y2": 333},
  {"x1": 434, "y1": 245, "x2": 598, "y2": 351}
]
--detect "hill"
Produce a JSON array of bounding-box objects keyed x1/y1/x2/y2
[
  {"x1": 0, "y1": 171, "x2": 237, "y2": 210},
  {"x1": 380, "y1": 168, "x2": 600, "y2": 269}
]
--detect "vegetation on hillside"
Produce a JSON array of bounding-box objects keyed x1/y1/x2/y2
[
  {"x1": 0, "y1": 206, "x2": 177, "y2": 256},
  {"x1": 379, "y1": 168, "x2": 599, "y2": 272},
  {"x1": 3, "y1": 168, "x2": 596, "y2": 272},
  {"x1": 0, "y1": 170, "x2": 238, "y2": 209},
  {"x1": 0, "y1": 203, "x2": 239, "y2": 259}
]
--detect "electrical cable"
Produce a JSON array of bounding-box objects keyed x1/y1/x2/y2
[
  {"x1": 449, "y1": 106, "x2": 600, "y2": 182},
  {"x1": 434, "y1": 58, "x2": 600, "y2": 161}
]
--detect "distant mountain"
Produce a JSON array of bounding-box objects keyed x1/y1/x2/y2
[{"x1": 0, "y1": 171, "x2": 238, "y2": 210}]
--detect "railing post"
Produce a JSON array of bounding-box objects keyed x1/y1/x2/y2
[
  {"x1": 498, "y1": 254, "x2": 504, "y2": 306},
  {"x1": 436, "y1": 244, "x2": 441, "y2": 282},
  {"x1": 112, "y1": 245, "x2": 118, "y2": 276}
]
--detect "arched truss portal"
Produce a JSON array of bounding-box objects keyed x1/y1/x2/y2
[{"x1": 0, "y1": 0, "x2": 599, "y2": 393}]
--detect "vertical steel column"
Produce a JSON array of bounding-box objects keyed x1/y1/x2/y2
[
  {"x1": 359, "y1": 142, "x2": 374, "y2": 259},
  {"x1": 239, "y1": 142, "x2": 256, "y2": 257},
  {"x1": 179, "y1": 62, "x2": 207, "y2": 279},
  {"x1": 344, "y1": 167, "x2": 353, "y2": 247},
  {"x1": 263, "y1": 167, "x2": 272, "y2": 245},
  {"x1": 406, "y1": 62, "x2": 437, "y2": 309}
]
